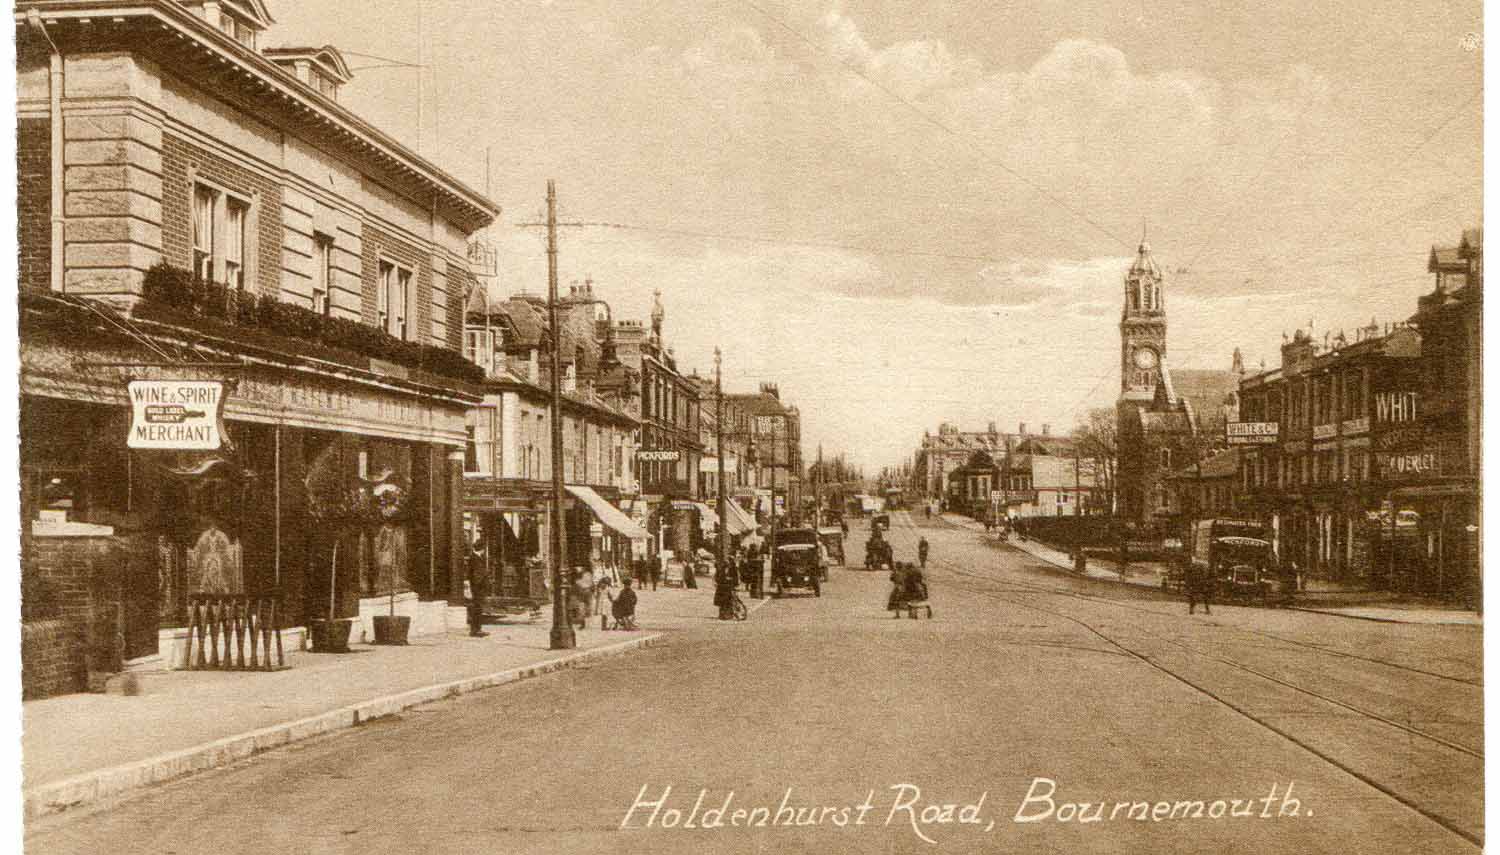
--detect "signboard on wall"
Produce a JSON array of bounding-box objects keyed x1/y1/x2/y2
[
  {"x1": 126, "y1": 380, "x2": 226, "y2": 450},
  {"x1": 638, "y1": 450, "x2": 681, "y2": 462},
  {"x1": 1226, "y1": 422, "x2": 1279, "y2": 445}
]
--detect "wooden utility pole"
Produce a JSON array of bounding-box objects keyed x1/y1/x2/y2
[
  {"x1": 715, "y1": 350, "x2": 728, "y2": 588},
  {"x1": 546, "y1": 180, "x2": 574, "y2": 650}
]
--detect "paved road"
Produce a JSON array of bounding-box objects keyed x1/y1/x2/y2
[{"x1": 27, "y1": 512, "x2": 1482, "y2": 855}]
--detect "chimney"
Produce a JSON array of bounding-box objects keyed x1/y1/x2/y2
[
  {"x1": 987, "y1": 421, "x2": 997, "y2": 435},
  {"x1": 1041, "y1": 424, "x2": 1050, "y2": 436},
  {"x1": 1018, "y1": 422, "x2": 1027, "y2": 435}
]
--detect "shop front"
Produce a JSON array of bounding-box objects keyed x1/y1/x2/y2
[{"x1": 20, "y1": 301, "x2": 476, "y2": 684}]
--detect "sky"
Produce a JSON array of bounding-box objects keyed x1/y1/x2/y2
[{"x1": 272, "y1": 0, "x2": 1482, "y2": 471}]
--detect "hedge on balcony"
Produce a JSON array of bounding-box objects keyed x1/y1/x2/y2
[{"x1": 140, "y1": 263, "x2": 484, "y2": 385}]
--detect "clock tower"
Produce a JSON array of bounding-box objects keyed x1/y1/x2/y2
[{"x1": 1119, "y1": 238, "x2": 1166, "y2": 395}]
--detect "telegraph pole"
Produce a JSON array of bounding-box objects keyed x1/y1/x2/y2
[
  {"x1": 768, "y1": 416, "x2": 779, "y2": 583},
  {"x1": 546, "y1": 180, "x2": 574, "y2": 650},
  {"x1": 715, "y1": 349, "x2": 728, "y2": 585}
]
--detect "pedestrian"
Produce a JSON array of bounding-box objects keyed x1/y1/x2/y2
[
  {"x1": 570, "y1": 569, "x2": 591, "y2": 629},
  {"x1": 1187, "y1": 560, "x2": 1214, "y2": 615},
  {"x1": 649, "y1": 554, "x2": 661, "y2": 591},
  {"x1": 714, "y1": 560, "x2": 735, "y2": 620},
  {"x1": 1073, "y1": 545, "x2": 1087, "y2": 575},
  {"x1": 466, "y1": 537, "x2": 489, "y2": 638},
  {"x1": 917, "y1": 536, "x2": 930, "y2": 569},
  {"x1": 609, "y1": 578, "x2": 638, "y2": 630}
]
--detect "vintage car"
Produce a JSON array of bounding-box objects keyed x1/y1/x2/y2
[
  {"x1": 770, "y1": 527, "x2": 823, "y2": 597},
  {"x1": 817, "y1": 526, "x2": 846, "y2": 567}
]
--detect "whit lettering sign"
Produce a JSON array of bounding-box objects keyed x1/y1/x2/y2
[
  {"x1": 126, "y1": 380, "x2": 226, "y2": 450},
  {"x1": 1226, "y1": 422, "x2": 1279, "y2": 445},
  {"x1": 638, "y1": 450, "x2": 681, "y2": 462}
]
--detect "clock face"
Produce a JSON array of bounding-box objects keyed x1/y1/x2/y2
[{"x1": 1133, "y1": 348, "x2": 1158, "y2": 370}]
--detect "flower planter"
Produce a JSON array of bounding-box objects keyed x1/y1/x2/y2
[
  {"x1": 371, "y1": 614, "x2": 411, "y2": 645},
  {"x1": 309, "y1": 618, "x2": 354, "y2": 653}
]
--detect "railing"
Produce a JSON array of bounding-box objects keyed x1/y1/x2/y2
[{"x1": 185, "y1": 594, "x2": 286, "y2": 671}]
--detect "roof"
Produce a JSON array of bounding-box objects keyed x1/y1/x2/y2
[
  {"x1": 1127, "y1": 240, "x2": 1163, "y2": 281},
  {"x1": 16, "y1": 1, "x2": 499, "y2": 232},
  {"x1": 262, "y1": 44, "x2": 354, "y2": 82},
  {"x1": 1429, "y1": 245, "x2": 1465, "y2": 272},
  {"x1": 1170, "y1": 368, "x2": 1237, "y2": 416},
  {"x1": 724, "y1": 392, "x2": 789, "y2": 417}
]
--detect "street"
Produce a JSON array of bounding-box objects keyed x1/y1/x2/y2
[{"x1": 26, "y1": 512, "x2": 1482, "y2": 855}]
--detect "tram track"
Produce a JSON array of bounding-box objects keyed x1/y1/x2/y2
[
  {"x1": 881, "y1": 512, "x2": 1484, "y2": 848},
  {"x1": 920, "y1": 514, "x2": 1484, "y2": 687}
]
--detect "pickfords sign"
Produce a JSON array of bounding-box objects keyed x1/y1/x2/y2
[{"x1": 126, "y1": 380, "x2": 226, "y2": 450}]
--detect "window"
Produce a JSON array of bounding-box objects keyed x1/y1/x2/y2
[
  {"x1": 464, "y1": 328, "x2": 495, "y2": 375},
  {"x1": 465, "y1": 405, "x2": 495, "y2": 474},
  {"x1": 1159, "y1": 448, "x2": 1172, "y2": 469},
  {"x1": 224, "y1": 199, "x2": 247, "y2": 290},
  {"x1": 192, "y1": 185, "x2": 215, "y2": 280},
  {"x1": 313, "y1": 233, "x2": 333, "y2": 315},
  {"x1": 378, "y1": 260, "x2": 412, "y2": 340},
  {"x1": 193, "y1": 182, "x2": 253, "y2": 288}
]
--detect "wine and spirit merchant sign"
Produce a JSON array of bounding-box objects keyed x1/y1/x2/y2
[{"x1": 126, "y1": 380, "x2": 227, "y2": 450}]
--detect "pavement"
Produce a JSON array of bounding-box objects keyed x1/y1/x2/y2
[
  {"x1": 22, "y1": 578, "x2": 762, "y2": 822},
  {"x1": 24, "y1": 511, "x2": 1483, "y2": 855},
  {"x1": 941, "y1": 513, "x2": 1481, "y2": 626}
]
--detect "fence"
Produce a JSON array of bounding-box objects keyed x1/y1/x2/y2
[{"x1": 185, "y1": 594, "x2": 285, "y2": 671}]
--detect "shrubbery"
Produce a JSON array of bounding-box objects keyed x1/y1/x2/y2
[{"x1": 141, "y1": 263, "x2": 483, "y2": 385}]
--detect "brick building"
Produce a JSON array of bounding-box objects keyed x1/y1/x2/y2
[
  {"x1": 17, "y1": 0, "x2": 498, "y2": 695},
  {"x1": 459, "y1": 283, "x2": 645, "y2": 602},
  {"x1": 1231, "y1": 227, "x2": 1480, "y2": 600}
]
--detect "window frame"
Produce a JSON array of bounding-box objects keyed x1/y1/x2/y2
[
  {"x1": 377, "y1": 257, "x2": 414, "y2": 340},
  {"x1": 312, "y1": 232, "x2": 334, "y2": 316},
  {"x1": 191, "y1": 179, "x2": 254, "y2": 290}
]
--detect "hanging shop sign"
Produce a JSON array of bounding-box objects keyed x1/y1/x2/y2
[{"x1": 126, "y1": 380, "x2": 227, "y2": 450}]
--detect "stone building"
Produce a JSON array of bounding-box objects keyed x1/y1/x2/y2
[
  {"x1": 1114, "y1": 238, "x2": 1241, "y2": 526},
  {"x1": 725, "y1": 384, "x2": 804, "y2": 521},
  {"x1": 17, "y1": 0, "x2": 499, "y2": 695}
]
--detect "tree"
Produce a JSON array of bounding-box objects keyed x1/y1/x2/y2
[{"x1": 1072, "y1": 408, "x2": 1118, "y2": 515}]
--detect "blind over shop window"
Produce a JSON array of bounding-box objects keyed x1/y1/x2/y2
[{"x1": 193, "y1": 185, "x2": 215, "y2": 280}]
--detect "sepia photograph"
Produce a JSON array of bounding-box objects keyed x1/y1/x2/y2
[{"x1": 7, "y1": 0, "x2": 1488, "y2": 852}]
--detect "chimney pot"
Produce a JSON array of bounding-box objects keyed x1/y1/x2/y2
[
  {"x1": 1019, "y1": 422, "x2": 1027, "y2": 435},
  {"x1": 1042, "y1": 424, "x2": 1050, "y2": 436}
]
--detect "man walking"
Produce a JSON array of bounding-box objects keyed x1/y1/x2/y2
[{"x1": 917, "y1": 536, "x2": 930, "y2": 569}]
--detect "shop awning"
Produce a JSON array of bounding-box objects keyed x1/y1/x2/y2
[
  {"x1": 565, "y1": 485, "x2": 649, "y2": 540},
  {"x1": 723, "y1": 499, "x2": 757, "y2": 535},
  {"x1": 694, "y1": 502, "x2": 719, "y2": 533}
]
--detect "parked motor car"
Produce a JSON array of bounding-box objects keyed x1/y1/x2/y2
[{"x1": 770, "y1": 527, "x2": 823, "y2": 597}]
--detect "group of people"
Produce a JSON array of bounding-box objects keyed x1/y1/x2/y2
[
  {"x1": 567, "y1": 567, "x2": 638, "y2": 630},
  {"x1": 714, "y1": 541, "x2": 768, "y2": 619}
]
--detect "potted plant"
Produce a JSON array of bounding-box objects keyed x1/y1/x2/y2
[
  {"x1": 370, "y1": 480, "x2": 411, "y2": 645},
  {"x1": 304, "y1": 466, "x2": 369, "y2": 653}
]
